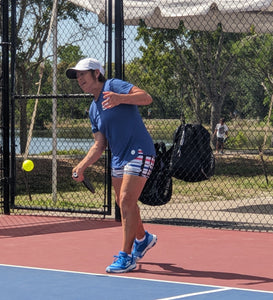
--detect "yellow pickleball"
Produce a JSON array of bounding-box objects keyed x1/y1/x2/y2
[{"x1": 22, "y1": 159, "x2": 34, "y2": 172}]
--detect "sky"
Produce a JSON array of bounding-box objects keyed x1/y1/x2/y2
[{"x1": 56, "y1": 11, "x2": 144, "y2": 65}]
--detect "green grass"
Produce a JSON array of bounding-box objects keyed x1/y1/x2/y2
[
  {"x1": 144, "y1": 118, "x2": 181, "y2": 141},
  {"x1": 40, "y1": 149, "x2": 88, "y2": 156},
  {"x1": 13, "y1": 118, "x2": 273, "y2": 209},
  {"x1": 14, "y1": 153, "x2": 273, "y2": 208},
  {"x1": 14, "y1": 193, "x2": 104, "y2": 210}
]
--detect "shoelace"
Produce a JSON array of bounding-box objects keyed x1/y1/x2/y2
[{"x1": 113, "y1": 255, "x2": 128, "y2": 265}]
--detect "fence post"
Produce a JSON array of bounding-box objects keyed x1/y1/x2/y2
[
  {"x1": 1, "y1": 0, "x2": 10, "y2": 214},
  {"x1": 113, "y1": 0, "x2": 124, "y2": 222}
]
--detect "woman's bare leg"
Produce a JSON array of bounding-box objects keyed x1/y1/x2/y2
[{"x1": 112, "y1": 175, "x2": 147, "y2": 254}]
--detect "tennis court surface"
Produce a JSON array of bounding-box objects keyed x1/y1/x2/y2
[{"x1": 0, "y1": 215, "x2": 272, "y2": 299}]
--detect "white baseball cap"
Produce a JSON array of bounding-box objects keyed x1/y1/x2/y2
[{"x1": 66, "y1": 58, "x2": 105, "y2": 79}]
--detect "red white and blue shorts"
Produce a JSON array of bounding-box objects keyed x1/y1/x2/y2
[{"x1": 112, "y1": 149, "x2": 155, "y2": 178}]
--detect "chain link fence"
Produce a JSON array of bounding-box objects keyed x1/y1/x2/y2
[
  {"x1": 13, "y1": 94, "x2": 111, "y2": 216},
  {"x1": 1, "y1": 1, "x2": 273, "y2": 231},
  {"x1": 5, "y1": 1, "x2": 111, "y2": 217},
  {"x1": 122, "y1": 2, "x2": 273, "y2": 231}
]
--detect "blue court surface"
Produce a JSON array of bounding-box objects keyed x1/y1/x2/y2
[{"x1": 1, "y1": 264, "x2": 272, "y2": 300}]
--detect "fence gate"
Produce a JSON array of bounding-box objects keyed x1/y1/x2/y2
[
  {"x1": 10, "y1": 94, "x2": 112, "y2": 217},
  {"x1": 4, "y1": 0, "x2": 117, "y2": 218}
]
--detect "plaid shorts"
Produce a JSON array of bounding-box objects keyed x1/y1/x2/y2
[{"x1": 112, "y1": 149, "x2": 155, "y2": 178}]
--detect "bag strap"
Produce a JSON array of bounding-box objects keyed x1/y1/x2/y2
[{"x1": 159, "y1": 141, "x2": 166, "y2": 154}]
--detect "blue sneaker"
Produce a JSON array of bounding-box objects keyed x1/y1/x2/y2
[
  {"x1": 132, "y1": 231, "x2": 157, "y2": 261},
  {"x1": 106, "y1": 251, "x2": 136, "y2": 273}
]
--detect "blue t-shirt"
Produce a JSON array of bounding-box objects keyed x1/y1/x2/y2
[{"x1": 89, "y1": 79, "x2": 155, "y2": 168}]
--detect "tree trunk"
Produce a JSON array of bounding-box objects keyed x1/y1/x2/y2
[
  {"x1": 19, "y1": 72, "x2": 28, "y2": 154},
  {"x1": 19, "y1": 99, "x2": 27, "y2": 154}
]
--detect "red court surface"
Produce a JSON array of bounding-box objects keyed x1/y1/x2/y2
[{"x1": 0, "y1": 215, "x2": 272, "y2": 292}]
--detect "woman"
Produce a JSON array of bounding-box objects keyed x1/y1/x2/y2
[{"x1": 66, "y1": 58, "x2": 157, "y2": 273}]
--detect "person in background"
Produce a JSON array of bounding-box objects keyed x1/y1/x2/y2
[
  {"x1": 213, "y1": 118, "x2": 228, "y2": 154},
  {"x1": 66, "y1": 58, "x2": 157, "y2": 273}
]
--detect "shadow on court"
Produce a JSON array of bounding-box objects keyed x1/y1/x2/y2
[
  {"x1": 0, "y1": 215, "x2": 120, "y2": 238},
  {"x1": 137, "y1": 262, "x2": 273, "y2": 287}
]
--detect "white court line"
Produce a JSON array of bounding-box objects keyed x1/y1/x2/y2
[
  {"x1": 155, "y1": 287, "x2": 231, "y2": 300},
  {"x1": 1, "y1": 263, "x2": 273, "y2": 295}
]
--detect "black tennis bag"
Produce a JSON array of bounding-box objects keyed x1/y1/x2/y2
[
  {"x1": 170, "y1": 124, "x2": 215, "y2": 182},
  {"x1": 139, "y1": 142, "x2": 173, "y2": 206}
]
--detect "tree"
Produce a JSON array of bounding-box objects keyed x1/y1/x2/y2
[
  {"x1": 125, "y1": 25, "x2": 186, "y2": 120},
  {"x1": 125, "y1": 56, "x2": 182, "y2": 119},
  {"x1": 15, "y1": 0, "x2": 89, "y2": 153},
  {"x1": 231, "y1": 33, "x2": 273, "y2": 120},
  {"x1": 131, "y1": 22, "x2": 246, "y2": 133},
  {"x1": 24, "y1": 44, "x2": 90, "y2": 128}
]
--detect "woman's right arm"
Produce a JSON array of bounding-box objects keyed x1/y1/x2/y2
[{"x1": 72, "y1": 131, "x2": 107, "y2": 181}]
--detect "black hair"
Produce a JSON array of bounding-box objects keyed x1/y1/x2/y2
[{"x1": 89, "y1": 69, "x2": 106, "y2": 83}]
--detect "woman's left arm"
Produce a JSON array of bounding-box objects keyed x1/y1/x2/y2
[{"x1": 102, "y1": 86, "x2": 152, "y2": 109}]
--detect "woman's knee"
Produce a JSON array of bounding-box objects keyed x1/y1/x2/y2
[{"x1": 120, "y1": 194, "x2": 138, "y2": 214}]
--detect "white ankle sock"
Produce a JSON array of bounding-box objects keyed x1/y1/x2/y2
[{"x1": 136, "y1": 235, "x2": 146, "y2": 243}]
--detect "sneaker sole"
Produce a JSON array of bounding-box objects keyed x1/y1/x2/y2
[
  {"x1": 105, "y1": 263, "x2": 136, "y2": 273},
  {"x1": 135, "y1": 235, "x2": 157, "y2": 261}
]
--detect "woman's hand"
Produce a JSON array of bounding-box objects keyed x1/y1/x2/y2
[
  {"x1": 102, "y1": 91, "x2": 121, "y2": 110},
  {"x1": 72, "y1": 166, "x2": 84, "y2": 182}
]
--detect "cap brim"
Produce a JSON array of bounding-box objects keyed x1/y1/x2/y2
[{"x1": 66, "y1": 68, "x2": 77, "y2": 79}]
